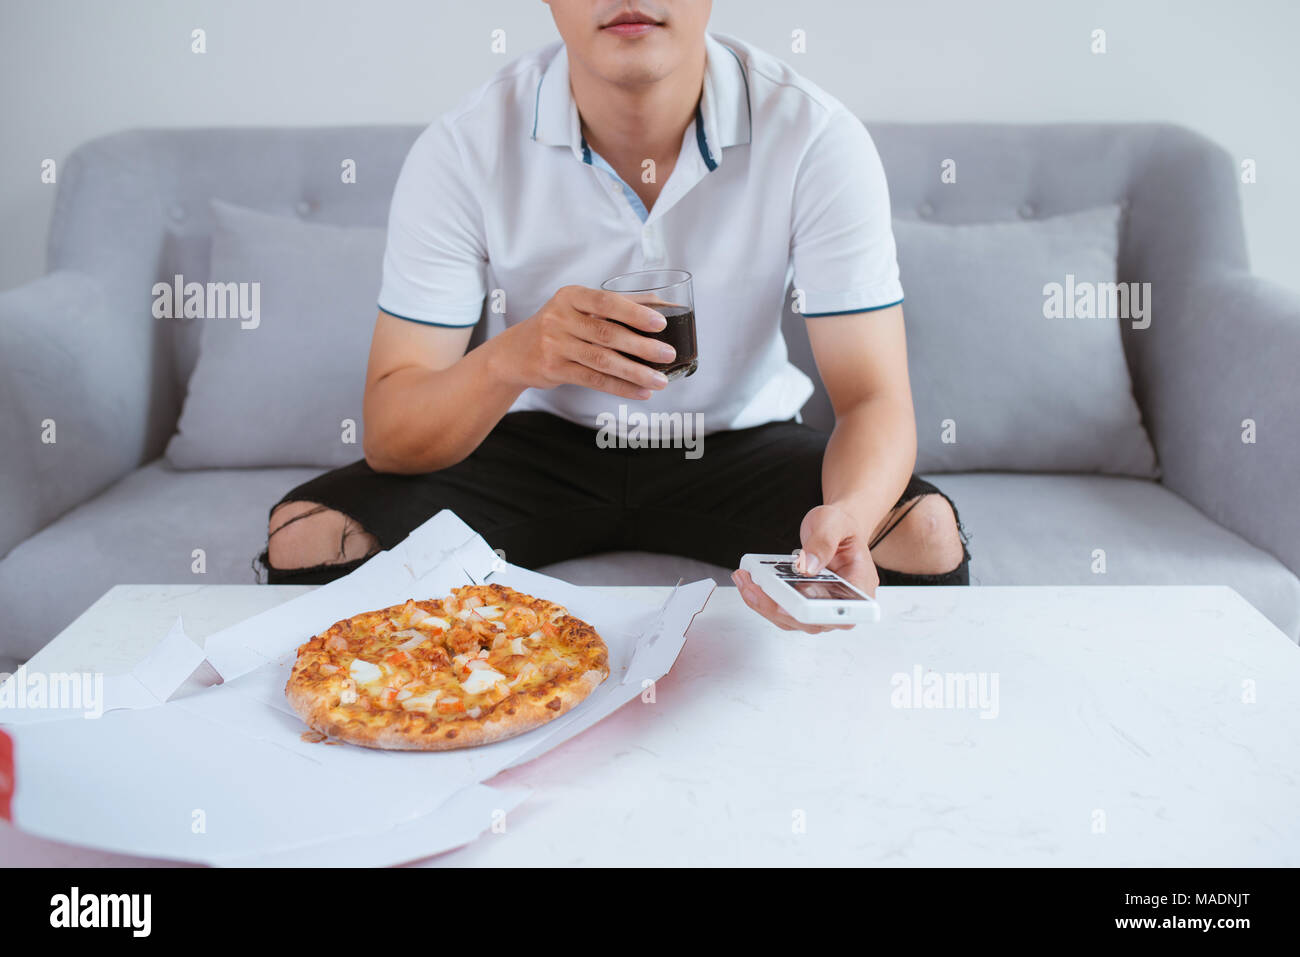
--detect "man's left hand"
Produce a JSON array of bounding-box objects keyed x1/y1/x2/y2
[{"x1": 731, "y1": 503, "x2": 878, "y2": 634}]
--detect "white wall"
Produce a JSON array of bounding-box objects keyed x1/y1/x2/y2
[{"x1": 2, "y1": 0, "x2": 1296, "y2": 292}]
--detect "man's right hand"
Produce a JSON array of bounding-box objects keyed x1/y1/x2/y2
[{"x1": 489, "y1": 285, "x2": 676, "y2": 400}]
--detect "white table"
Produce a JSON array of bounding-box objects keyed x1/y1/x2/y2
[{"x1": 3, "y1": 583, "x2": 1299, "y2": 866}]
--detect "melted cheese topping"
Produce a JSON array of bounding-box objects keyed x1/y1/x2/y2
[
  {"x1": 460, "y1": 666, "x2": 506, "y2": 695},
  {"x1": 401, "y1": 690, "x2": 441, "y2": 713},
  {"x1": 349, "y1": 659, "x2": 383, "y2": 685}
]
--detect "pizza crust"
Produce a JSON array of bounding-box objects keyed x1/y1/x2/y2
[{"x1": 284, "y1": 587, "x2": 609, "y2": 751}]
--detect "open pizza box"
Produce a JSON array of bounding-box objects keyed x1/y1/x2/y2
[{"x1": 0, "y1": 511, "x2": 713, "y2": 866}]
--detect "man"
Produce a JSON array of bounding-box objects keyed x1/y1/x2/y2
[{"x1": 262, "y1": 0, "x2": 970, "y2": 633}]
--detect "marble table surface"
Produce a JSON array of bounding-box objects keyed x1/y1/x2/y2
[{"x1": 3, "y1": 583, "x2": 1298, "y2": 867}]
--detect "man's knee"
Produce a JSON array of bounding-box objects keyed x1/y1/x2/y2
[
  {"x1": 266, "y1": 501, "x2": 379, "y2": 570},
  {"x1": 870, "y1": 494, "x2": 965, "y2": 575}
]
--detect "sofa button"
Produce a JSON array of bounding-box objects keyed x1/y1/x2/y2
[
  {"x1": 296, "y1": 200, "x2": 314, "y2": 216},
  {"x1": 918, "y1": 202, "x2": 934, "y2": 217},
  {"x1": 168, "y1": 204, "x2": 185, "y2": 221},
  {"x1": 1018, "y1": 203, "x2": 1036, "y2": 218}
]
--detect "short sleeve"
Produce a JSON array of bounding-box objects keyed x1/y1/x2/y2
[
  {"x1": 789, "y1": 110, "x2": 903, "y2": 317},
  {"x1": 376, "y1": 118, "x2": 487, "y2": 327}
]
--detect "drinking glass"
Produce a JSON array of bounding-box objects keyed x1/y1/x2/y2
[{"x1": 600, "y1": 268, "x2": 698, "y2": 381}]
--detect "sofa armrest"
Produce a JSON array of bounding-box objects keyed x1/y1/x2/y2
[
  {"x1": 0, "y1": 270, "x2": 153, "y2": 558},
  {"x1": 1148, "y1": 269, "x2": 1300, "y2": 575}
]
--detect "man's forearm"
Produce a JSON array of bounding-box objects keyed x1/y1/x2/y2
[
  {"x1": 821, "y1": 396, "x2": 918, "y2": 538},
  {"x1": 362, "y1": 334, "x2": 523, "y2": 474}
]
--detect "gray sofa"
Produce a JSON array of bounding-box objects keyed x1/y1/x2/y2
[{"x1": 2, "y1": 122, "x2": 1298, "y2": 668}]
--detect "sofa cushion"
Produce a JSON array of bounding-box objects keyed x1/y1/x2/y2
[
  {"x1": 895, "y1": 206, "x2": 1159, "y2": 477},
  {"x1": 3, "y1": 466, "x2": 1295, "y2": 662},
  {"x1": 926, "y1": 472, "x2": 1300, "y2": 638},
  {"x1": 165, "y1": 200, "x2": 383, "y2": 469},
  {"x1": 0, "y1": 461, "x2": 320, "y2": 660}
]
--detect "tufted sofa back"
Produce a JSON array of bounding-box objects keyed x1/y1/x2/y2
[{"x1": 48, "y1": 122, "x2": 1246, "y2": 456}]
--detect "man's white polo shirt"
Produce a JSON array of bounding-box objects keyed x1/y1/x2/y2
[{"x1": 378, "y1": 31, "x2": 903, "y2": 434}]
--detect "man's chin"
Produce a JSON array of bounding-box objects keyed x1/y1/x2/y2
[{"x1": 591, "y1": 56, "x2": 672, "y2": 87}]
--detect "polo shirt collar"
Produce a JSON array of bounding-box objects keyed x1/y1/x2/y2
[
  {"x1": 699, "y1": 33, "x2": 752, "y2": 156},
  {"x1": 531, "y1": 32, "x2": 751, "y2": 167},
  {"x1": 531, "y1": 43, "x2": 582, "y2": 159}
]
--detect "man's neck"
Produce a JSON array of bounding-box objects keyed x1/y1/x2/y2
[{"x1": 569, "y1": 42, "x2": 707, "y2": 172}]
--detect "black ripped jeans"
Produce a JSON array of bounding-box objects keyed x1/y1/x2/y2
[{"x1": 259, "y1": 412, "x2": 971, "y2": 586}]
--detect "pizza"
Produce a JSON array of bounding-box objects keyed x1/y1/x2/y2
[{"x1": 285, "y1": 584, "x2": 609, "y2": 750}]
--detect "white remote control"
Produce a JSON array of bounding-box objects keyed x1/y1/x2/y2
[{"x1": 740, "y1": 553, "x2": 881, "y2": 625}]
